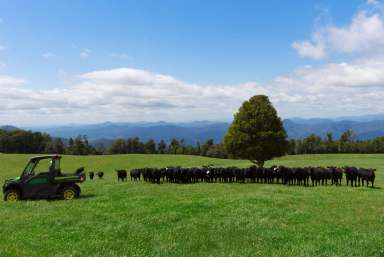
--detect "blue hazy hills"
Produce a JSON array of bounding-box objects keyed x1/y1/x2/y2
[{"x1": 10, "y1": 114, "x2": 384, "y2": 145}]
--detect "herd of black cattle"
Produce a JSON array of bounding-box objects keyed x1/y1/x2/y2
[{"x1": 88, "y1": 166, "x2": 376, "y2": 187}]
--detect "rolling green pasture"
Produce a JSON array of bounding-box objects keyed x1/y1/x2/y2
[{"x1": 1, "y1": 154, "x2": 383, "y2": 257}]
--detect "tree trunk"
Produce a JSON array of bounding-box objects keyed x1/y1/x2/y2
[
  {"x1": 250, "y1": 160, "x2": 265, "y2": 167},
  {"x1": 256, "y1": 160, "x2": 264, "y2": 168}
]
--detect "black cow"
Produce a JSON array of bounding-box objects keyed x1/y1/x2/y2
[
  {"x1": 89, "y1": 171, "x2": 95, "y2": 180},
  {"x1": 310, "y1": 167, "x2": 323, "y2": 186},
  {"x1": 344, "y1": 167, "x2": 358, "y2": 187},
  {"x1": 295, "y1": 167, "x2": 310, "y2": 186},
  {"x1": 130, "y1": 169, "x2": 141, "y2": 181},
  {"x1": 357, "y1": 168, "x2": 376, "y2": 187},
  {"x1": 235, "y1": 167, "x2": 245, "y2": 183},
  {"x1": 256, "y1": 167, "x2": 264, "y2": 183},
  {"x1": 329, "y1": 167, "x2": 343, "y2": 186},
  {"x1": 97, "y1": 171, "x2": 104, "y2": 179},
  {"x1": 276, "y1": 166, "x2": 288, "y2": 185},
  {"x1": 264, "y1": 167, "x2": 274, "y2": 184},
  {"x1": 245, "y1": 165, "x2": 257, "y2": 183},
  {"x1": 116, "y1": 169, "x2": 127, "y2": 182}
]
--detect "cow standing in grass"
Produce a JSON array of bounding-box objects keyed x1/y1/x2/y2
[
  {"x1": 116, "y1": 169, "x2": 127, "y2": 182},
  {"x1": 130, "y1": 169, "x2": 141, "y2": 181},
  {"x1": 358, "y1": 168, "x2": 376, "y2": 187},
  {"x1": 344, "y1": 167, "x2": 358, "y2": 187},
  {"x1": 310, "y1": 167, "x2": 322, "y2": 186},
  {"x1": 329, "y1": 167, "x2": 343, "y2": 186}
]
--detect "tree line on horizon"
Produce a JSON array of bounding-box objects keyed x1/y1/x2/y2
[
  {"x1": 287, "y1": 129, "x2": 384, "y2": 154},
  {"x1": 2, "y1": 127, "x2": 384, "y2": 157},
  {"x1": 0, "y1": 128, "x2": 227, "y2": 158}
]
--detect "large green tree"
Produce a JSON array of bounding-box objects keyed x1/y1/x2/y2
[{"x1": 224, "y1": 95, "x2": 288, "y2": 167}]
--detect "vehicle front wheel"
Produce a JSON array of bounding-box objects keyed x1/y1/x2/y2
[
  {"x1": 60, "y1": 186, "x2": 78, "y2": 200},
  {"x1": 4, "y1": 190, "x2": 21, "y2": 202}
]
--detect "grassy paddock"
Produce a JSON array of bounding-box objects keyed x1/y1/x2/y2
[{"x1": 0, "y1": 154, "x2": 383, "y2": 257}]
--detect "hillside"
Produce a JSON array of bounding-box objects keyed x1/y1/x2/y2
[
  {"x1": 283, "y1": 119, "x2": 384, "y2": 140},
  {"x1": 0, "y1": 125, "x2": 19, "y2": 131},
  {"x1": 28, "y1": 121, "x2": 230, "y2": 144}
]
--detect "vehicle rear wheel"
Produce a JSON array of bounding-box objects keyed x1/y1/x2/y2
[
  {"x1": 4, "y1": 190, "x2": 20, "y2": 202},
  {"x1": 61, "y1": 186, "x2": 78, "y2": 200}
]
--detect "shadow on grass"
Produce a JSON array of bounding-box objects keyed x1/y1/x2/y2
[
  {"x1": 4, "y1": 195, "x2": 97, "y2": 203},
  {"x1": 79, "y1": 194, "x2": 97, "y2": 199},
  {"x1": 350, "y1": 186, "x2": 381, "y2": 190},
  {"x1": 43, "y1": 194, "x2": 97, "y2": 202}
]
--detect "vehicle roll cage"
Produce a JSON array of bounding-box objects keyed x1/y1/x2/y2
[{"x1": 21, "y1": 155, "x2": 62, "y2": 177}]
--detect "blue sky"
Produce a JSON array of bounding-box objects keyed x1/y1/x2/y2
[
  {"x1": 1, "y1": 0, "x2": 384, "y2": 125},
  {"x1": 0, "y1": 0, "x2": 361, "y2": 85}
]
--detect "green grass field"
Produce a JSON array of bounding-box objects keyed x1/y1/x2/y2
[{"x1": 1, "y1": 154, "x2": 383, "y2": 257}]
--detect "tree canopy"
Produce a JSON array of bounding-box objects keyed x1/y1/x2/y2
[{"x1": 224, "y1": 95, "x2": 288, "y2": 167}]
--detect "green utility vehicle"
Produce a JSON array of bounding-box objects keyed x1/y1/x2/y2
[{"x1": 3, "y1": 155, "x2": 86, "y2": 202}]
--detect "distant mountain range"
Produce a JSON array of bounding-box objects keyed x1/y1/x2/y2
[
  {"x1": 283, "y1": 119, "x2": 384, "y2": 140},
  {"x1": 3, "y1": 114, "x2": 384, "y2": 145},
  {"x1": 26, "y1": 121, "x2": 229, "y2": 145},
  {"x1": 0, "y1": 125, "x2": 19, "y2": 131}
]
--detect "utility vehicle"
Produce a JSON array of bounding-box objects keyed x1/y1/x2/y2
[{"x1": 3, "y1": 155, "x2": 86, "y2": 202}]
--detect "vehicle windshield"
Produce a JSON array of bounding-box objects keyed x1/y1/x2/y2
[{"x1": 22, "y1": 160, "x2": 37, "y2": 177}]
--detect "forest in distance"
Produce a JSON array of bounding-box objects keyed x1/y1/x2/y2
[{"x1": 2, "y1": 128, "x2": 384, "y2": 158}]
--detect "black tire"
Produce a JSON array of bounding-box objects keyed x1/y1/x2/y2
[
  {"x1": 60, "y1": 186, "x2": 79, "y2": 200},
  {"x1": 4, "y1": 189, "x2": 21, "y2": 202}
]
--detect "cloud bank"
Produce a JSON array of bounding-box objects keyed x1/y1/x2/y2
[
  {"x1": 0, "y1": 68, "x2": 268, "y2": 124},
  {"x1": 2, "y1": 57, "x2": 384, "y2": 125},
  {"x1": 293, "y1": 1, "x2": 384, "y2": 59}
]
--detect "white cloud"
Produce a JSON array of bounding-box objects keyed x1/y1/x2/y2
[
  {"x1": 42, "y1": 52, "x2": 55, "y2": 58},
  {"x1": 268, "y1": 57, "x2": 384, "y2": 117},
  {"x1": 292, "y1": 40, "x2": 326, "y2": 59},
  {"x1": 0, "y1": 68, "x2": 267, "y2": 124},
  {"x1": 327, "y1": 11, "x2": 384, "y2": 53},
  {"x1": 367, "y1": 0, "x2": 381, "y2": 6},
  {"x1": 80, "y1": 48, "x2": 91, "y2": 59},
  {"x1": 0, "y1": 75, "x2": 26, "y2": 87},
  {"x1": 293, "y1": 1, "x2": 384, "y2": 59},
  {"x1": 2, "y1": 57, "x2": 384, "y2": 125}
]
